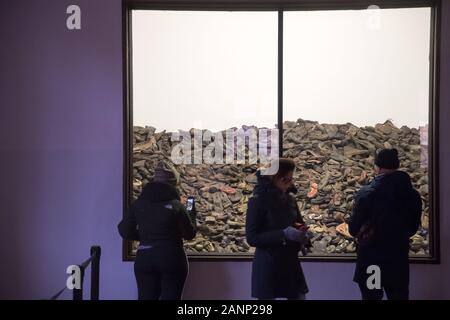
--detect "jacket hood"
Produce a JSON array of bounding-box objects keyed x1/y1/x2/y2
[
  {"x1": 139, "y1": 181, "x2": 180, "y2": 203},
  {"x1": 371, "y1": 170, "x2": 414, "y2": 198},
  {"x1": 253, "y1": 170, "x2": 276, "y2": 195},
  {"x1": 373, "y1": 170, "x2": 412, "y2": 187}
]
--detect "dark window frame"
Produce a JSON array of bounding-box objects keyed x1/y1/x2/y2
[{"x1": 122, "y1": 0, "x2": 441, "y2": 263}]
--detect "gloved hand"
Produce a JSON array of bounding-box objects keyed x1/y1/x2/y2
[{"x1": 283, "y1": 226, "x2": 308, "y2": 244}]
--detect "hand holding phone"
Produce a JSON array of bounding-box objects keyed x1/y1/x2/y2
[
  {"x1": 186, "y1": 196, "x2": 195, "y2": 212},
  {"x1": 293, "y1": 222, "x2": 309, "y2": 232}
]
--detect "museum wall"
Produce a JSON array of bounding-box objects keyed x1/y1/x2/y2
[{"x1": 0, "y1": 0, "x2": 448, "y2": 299}]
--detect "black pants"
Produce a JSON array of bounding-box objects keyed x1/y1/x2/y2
[
  {"x1": 358, "y1": 282, "x2": 409, "y2": 300},
  {"x1": 134, "y1": 244, "x2": 188, "y2": 300}
]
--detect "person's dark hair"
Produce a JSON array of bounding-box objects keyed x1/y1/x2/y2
[
  {"x1": 273, "y1": 158, "x2": 296, "y2": 179},
  {"x1": 375, "y1": 148, "x2": 400, "y2": 170}
]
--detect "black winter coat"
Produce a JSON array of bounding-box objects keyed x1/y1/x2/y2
[
  {"x1": 118, "y1": 182, "x2": 197, "y2": 247},
  {"x1": 246, "y1": 172, "x2": 308, "y2": 299},
  {"x1": 349, "y1": 170, "x2": 422, "y2": 286}
]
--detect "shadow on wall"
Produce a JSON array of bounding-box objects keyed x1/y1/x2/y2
[
  {"x1": 0, "y1": 160, "x2": 28, "y2": 298},
  {"x1": 183, "y1": 260, "x2": 362, "y2": 300},
  {"x1": 183, "y1": 261, "x2": 252, "y2": 299}
]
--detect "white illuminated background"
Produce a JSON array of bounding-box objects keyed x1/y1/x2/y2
[{"x1": 132, "y1": 8, "x2": 431, "y2": 132}]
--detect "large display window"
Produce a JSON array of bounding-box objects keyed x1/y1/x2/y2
[{"x1": 123, "y1": 0, "x2": 440, "y2": 261}]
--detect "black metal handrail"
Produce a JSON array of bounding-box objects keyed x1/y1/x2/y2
[
  {"x1": 48, "y1": 245, "x2": 101, "y2": 300},
  {"x1": 73, "y1": 246, "x2": 101, "y2": 300}
]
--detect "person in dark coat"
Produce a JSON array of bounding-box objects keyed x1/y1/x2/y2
[
  {"x1": 349, "y1": 148, "x2": 422, "y2": 300},
  {"x1": 118, "y1": 160, "x2": 197, "y2": 300},
  {"x1": 246, "y1": 158, "x2": 309, "y2": 300}
]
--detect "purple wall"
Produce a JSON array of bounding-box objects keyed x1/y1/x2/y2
[{"x1": 0, "y1": 0, "x2": 448, "y2": 300}]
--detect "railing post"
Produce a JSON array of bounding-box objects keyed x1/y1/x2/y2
[
  {"x1": 73, "y1": 265, "x2": 84, "y2": 300},
  {"x1": 90, "y1": 246, "x2": 101, "y2": 300}
]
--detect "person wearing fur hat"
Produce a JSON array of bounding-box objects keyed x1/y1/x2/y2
[
  {"x1": 118, "y1": 160, "x2": 197, "y2": 300},
  {"x1": 349, "y1": 148, "x2": 422, "y2": 300}
]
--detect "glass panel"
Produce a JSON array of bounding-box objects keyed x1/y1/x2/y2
[
  {"x1": 132, "y1": 10, "x2": 278, "y2": 255},
  {"x1": 284, "y1": 8, "x2": 431, "y2": 257}
]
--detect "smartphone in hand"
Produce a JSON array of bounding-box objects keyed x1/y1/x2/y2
[
  {"x1": 293, "y1": 222, "x2": 309, "y2": 232},
  {"x1": 186, "y1": 196, "x2": 195, "y2": 212}
]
